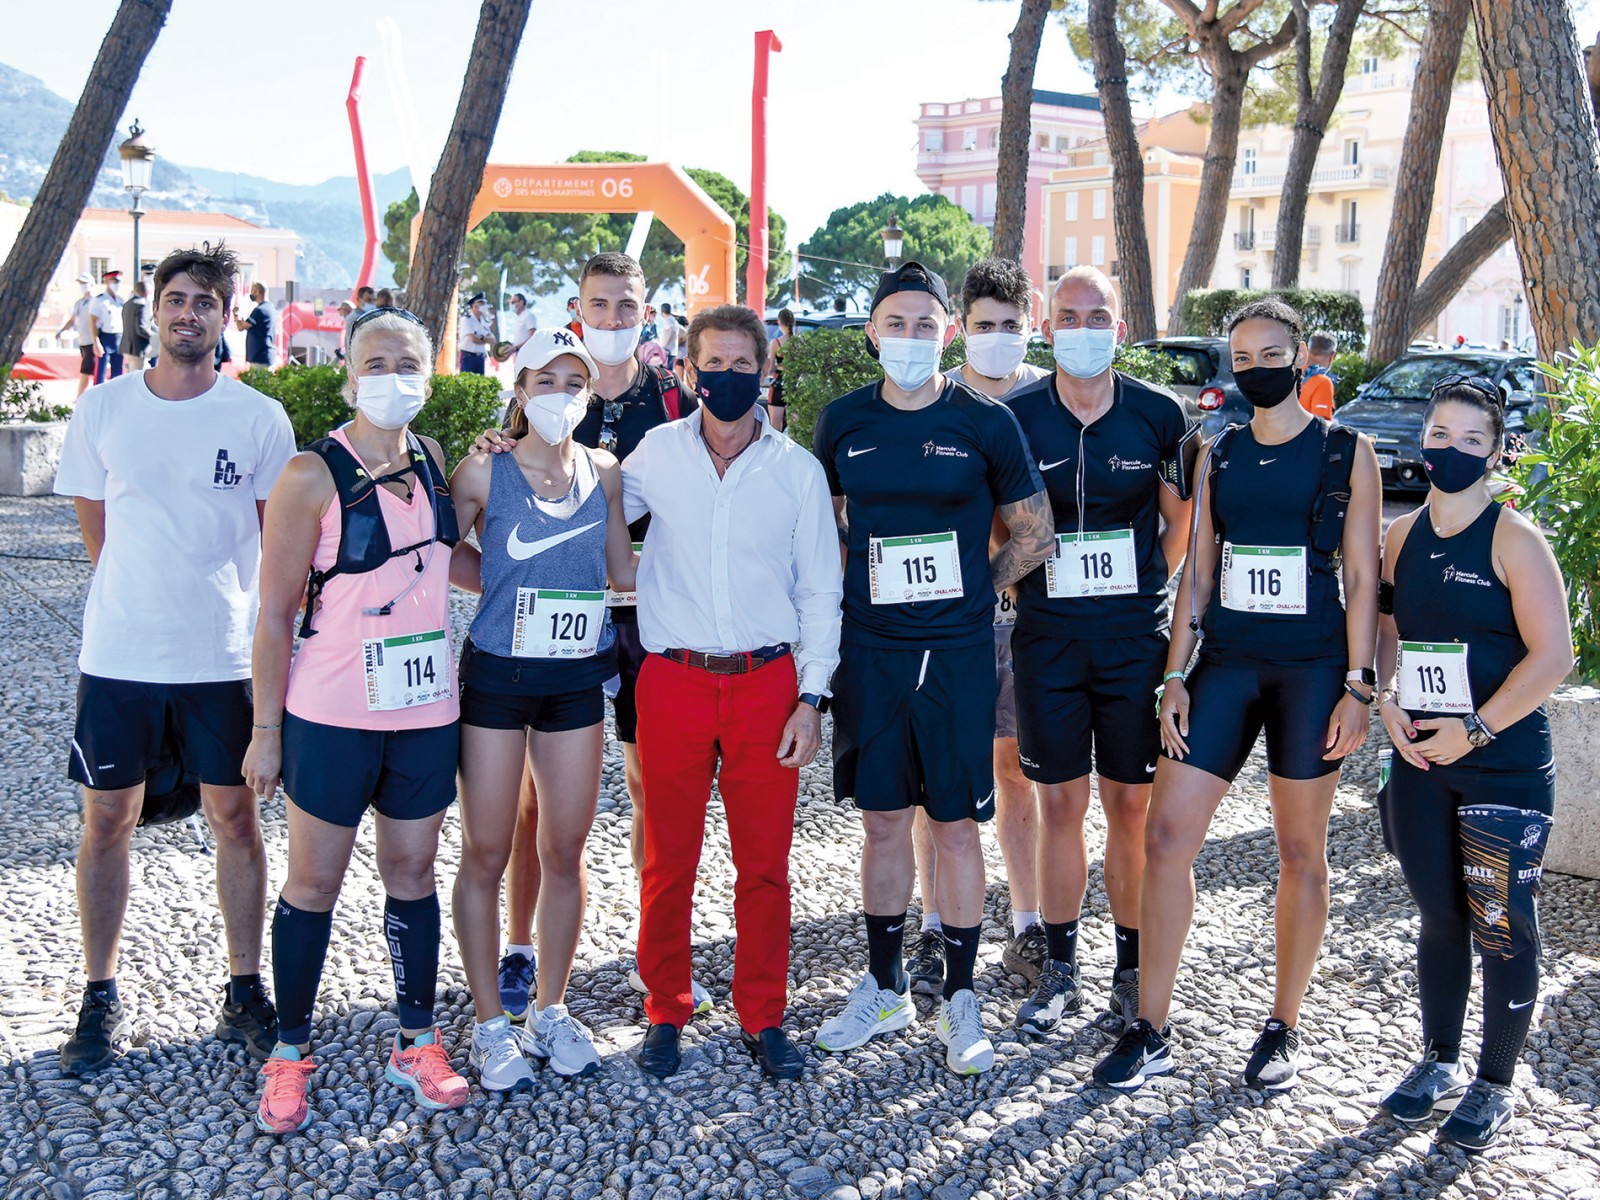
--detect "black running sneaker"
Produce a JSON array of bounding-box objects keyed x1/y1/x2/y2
[
  {"x1": 1015, "y1": 958, "x2": 1082, "y2": 1036},
  {"x1": 1380, "y1": 1053, "x2": 1472, "y2": 1126},
  {"x1": 1243, "y1": 1018, "x2": 1301, "y2": 1090},
  {"x1": 60, "y1": 989, "x2": 130, "y2": 1076},
  {"x1": 1001, "y1": 923, "x2": 1048, "y2": 984},
  {"x1": 1092, "y1": 1018, "x2": 1173, "y2": 1089},
  {"x1": 216, "y1": 983, "x2": 279, "y2": 1061},
  {"x1": 1108, "y1": 968, "x2": 1139, "y2": 1029},
  {"x1": 906, "y1": 930, "x2": 945, "y2": 997},
  {"x1": 1437, "y1": 1078, "x2": 1515, "y2": 1153}
]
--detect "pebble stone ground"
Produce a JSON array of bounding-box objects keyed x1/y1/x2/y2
[{"x1": 2, "y1": 493, "x2": 1599, "y2": 1200}]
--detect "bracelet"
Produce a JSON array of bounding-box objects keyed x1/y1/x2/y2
[
  {"x1": 1162, "y1": 670, "x2": 1186, "y2": 684},
  {"x1": 1343, "y1": 683, "x2": 1374, "y2": 705},
  {"x1": 1378, "y1": 688, "x2": 1398, "y2": 706},
  {"x1": 252, "y1": 722, "x2": 282, "y2": 731}
]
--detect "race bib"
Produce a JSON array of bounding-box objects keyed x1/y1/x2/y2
[
  {"x1": 993, "y1": 587, "x2": 1018, "y2": 627},
  {"x1": 1220, "y1": 543, "x2": 1308, "y2": 615},
  {"x1": 1045, "y1": 529, "x2": 1138, "y2": 599},
  {"x1": 513, "y1": 588, "x2": 606, "y2": 658},
  {"x1": 362, "y1": 629, "x2": 452, "y2": 711},
  {"x1": 1398, "y1": 640, "x2": 1473, "y2": 713},
  {"x1": 870, "y1": 531, "x2": 963, "y2": 605},
  {"x1": 605, "y1": 543, "x2": 645, "y2": 608}
]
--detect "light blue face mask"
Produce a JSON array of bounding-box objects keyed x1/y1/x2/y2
[{"x1": 1052, "y1": 327, "x2": 1118, "y2": 379}]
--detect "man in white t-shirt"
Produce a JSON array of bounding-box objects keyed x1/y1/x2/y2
[
  {"x1": 52, "y1": 243, "x2": 296, "y2": 1076},
  {"x1": 656, "y1": 301, "x2": 681, "y2": 367},
  {"x1": 57, "y1": 273, "x2": 99, "y2": 396},
  {"x1": 507, "y1": 292, "x2": 537, "y2": 353}
]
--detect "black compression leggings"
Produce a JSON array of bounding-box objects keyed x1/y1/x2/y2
[{"x1": 1380, "y1": 756, "x2": 1554, "y2": 1085}]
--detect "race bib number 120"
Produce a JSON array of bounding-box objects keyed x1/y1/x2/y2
[
  {"x1": 363, "y1": 629, "x2": 452, "y2": 711},
  {"x1": 1220, "y1": 543, "x2": 1308, "y2": 615},
  {"x1": 513, "y1": 588, "x2": 606, "y2": 658},
  {"x1": 870, "y1": 531, "x2": 964, "y2": 605}
]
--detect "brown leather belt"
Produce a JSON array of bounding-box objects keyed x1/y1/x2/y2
[{"x1": 660, "y1": 644, "x2": 791, "y2": 675}]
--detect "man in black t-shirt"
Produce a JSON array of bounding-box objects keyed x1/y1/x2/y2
[
  {"x1": 811, "y1": 263, "x2": 1054, "y2": 1076},
  {"x1": 235, "y1": 283, "x2": 275, "y2": 367}
]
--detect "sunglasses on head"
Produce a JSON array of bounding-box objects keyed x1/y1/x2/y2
[
  {"x1": 1431, "y1": 373, "x2": 1505, "y2": 408},
  {"x1": 350, "y1": 306, "x2": 426, "y2": 336}
]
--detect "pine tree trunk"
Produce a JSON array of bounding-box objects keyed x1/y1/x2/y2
[
  {"x1": 1406, "y1": 198, "x2": 1510, "y2": 336},
  {"x1": 1365, "y1": 0, "x2": 1472, "y2": 367},
  {"x1": 407, "y1": 0, "x2": 534, "y2": 351},
  {"x1": 1473, "y1": 0, "x2": 1600, "y2": 355},
  {"x1": 1271, "y1": 0, "x2": 1363, "y2": 288},
  {"x1": 0, "y1": 0, "x2": 171, "y2": 374},
  {"x1": 992, "y1": 0, "x2": 1051, "y2": 264},
  {"x1": 1166, "y1": 54, "x2": 1247, "y2": 335},
  {"x1": 1089, "y1": 0, "x2": 1157, "y2": 341}
]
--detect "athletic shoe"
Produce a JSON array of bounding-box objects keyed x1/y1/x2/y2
[
  {"x1": 936, "y1": 989, "x2": 995, "y2": 1075},
  {"x1": 626, "y1": 962, "x2": 714, "y2": 1015},
  {"x1": 527, "y1": 1003, "x2": 602, "y2": 1078},
  {"x1": 468, "y1": 1014, "x2": 537, "y2": 1093},
  {"x1": 1092, "y1": 1018, "x2": 1174, "y2": 1090},
  {"x1": 1015, "y1": 958, "x2": 1083, "y2": 1036},
  {"x1": 497, "y1": 951, "x2": 537, "y2": 1022},
  {"x1": 906, "y1": 930, "x2": 945, "y2": 997},
  {"x1": 59, "y1": 989, "x2": 130, "y2": 1076},
  {"x1": 1001, "y1": 923, "x2": 1048, "y2": 984},
  {"x1": 1243, "y1": 1018, "x2": 1301, "y2": 1091},
  {"x1": 1108, "y1": 968, "x2": 1140, "y2": 1029},
  {"x1": 216, "y1": 982, "x2": 279, "y2": 1062},
  {"x1": 1381, "y1": 1053, "x2": 1473, "y2": 1126},
  {"x1": 815, "y1": 972, "x2": 915, "y2": 1053},
  {"x1": 255, "y1": 1046, "x2": 315, "y2": 1134},
  {"x1": 1437, "y1": 1078, "x2": 1516, "y2": 1152},
  {"x1": 385, "y1": 1029, "x2": 468, "y2": 1111}
]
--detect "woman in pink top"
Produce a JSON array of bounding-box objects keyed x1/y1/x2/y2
[{"x1": 242, "y1": 308, "x2": 467, "y2": 1134}]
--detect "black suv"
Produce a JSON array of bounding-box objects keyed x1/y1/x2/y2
[{"x1": 1132, "y1": 337, "x2": 1253, "y2": 438}]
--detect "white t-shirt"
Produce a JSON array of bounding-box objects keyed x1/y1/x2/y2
[
  {"x1": 509, "y1": 308, "x2": 537, "y2": 348},
  {"x1": 657, "y1": 317, "x2": 679, "y2": 355},
  {"x1": 72, "y1": 296, "x2": 96, "y2": 346},
  {"x1": 90, "y1": 292, "x2": 123, "y2": 336},
  {"x1": 53, "y1": 371, "x2": 295, "y2": 683}
]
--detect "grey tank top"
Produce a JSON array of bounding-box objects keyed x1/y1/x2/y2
[{"x1": 471, "y1": 445, "x2": 616, "y2": 659}]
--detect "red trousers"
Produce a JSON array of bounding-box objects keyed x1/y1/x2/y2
[{"x1": 635, "y1": 652, "x2": 800, "y2": 1032}]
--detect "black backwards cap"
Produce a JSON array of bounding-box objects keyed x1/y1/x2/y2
[{"x1": 869, "y1": 261, "x2": 950, "y2": 316}]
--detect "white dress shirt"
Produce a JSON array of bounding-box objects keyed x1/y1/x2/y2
[{"x1": 622, "y1": 407, "x2": 843, "y2": 695}]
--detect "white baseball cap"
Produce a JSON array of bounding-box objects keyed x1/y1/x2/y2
[
  {"x1": 514, "y1": 327, "x2": 598, "y2": 380},
  {"x1": 75, "y1": 272, "x2": 93, "y2": 284}
]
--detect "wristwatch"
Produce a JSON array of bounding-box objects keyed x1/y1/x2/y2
[
  {"x1": 799, "y1": 692, "x2": 831, "y2": 714},
  {"x1": 1463, "y1": 712, "x2": 1496, "y2": 748},
  {"x1": 1347, "y1": 667, "x2": 1377, "y2": 687}
]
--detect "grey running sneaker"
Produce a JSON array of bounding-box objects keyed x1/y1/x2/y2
[
  {"x1": 1437, "y1": 1078, "x2": 1516, "y2": 1153},
  {"x1": 906, "y1": 930, "x2": 945, "y2": 997},
  {"x1": 1014, "y1": 958, "x2": 1083, "y2": 1036},
  {"x1": 816, "y1": 972, "x2": 915, "y2": 1053},
  {"x1": 936, "y1": 989, "x2": 995, "y2": 1075},
  {"x1": 216, "y1": 983, "x2": 279, "y2": 1061},
  {"x1": 60, "y1": 989, "x2": 130, "y2": 1076},
  {"x1": 1109, "y1": 968, "x2": 1140, "y2": 1029},
  {"x1": 1243, "y1": 1018, "x2": 1302, "y2": 1091},
  {"x1": 1093, "y1": 1018, "x2": 1174, "y2": 1090},
  {"x1": 527, "y1": 1003, "x2": 602, "y2": 1078},
  {"x1": 1000, "y1": 923, "x2": 1048, "y2": 984},
  {"x1": 1380, "y1": 1053, "x2": 1472, "y2": 1126}
]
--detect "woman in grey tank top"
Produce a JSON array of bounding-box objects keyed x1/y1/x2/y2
[{"x1": 448, "y1": 331, "x2": 637, "y2": 1089}]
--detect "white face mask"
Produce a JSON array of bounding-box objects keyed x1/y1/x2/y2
[
  {"x1": 520, "y1": 388, "x2": 588, "y2": 446},
  {"x1": 354, "y1": 373, "x2": 428, "y2": 429},
  {"x1": 581, "y1": 320, "x2": 642, "y2": 366},
  {"x1": 1052, "y1": 327, "x2": 1119, "y2": 379},
  {"x1": 877, "y1": 336, "x2": 940, "y2": 392},
  {"x1": 964, "y1": 331, "x2": 1028, "y2": 380}
]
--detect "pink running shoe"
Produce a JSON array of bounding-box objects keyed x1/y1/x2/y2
[
  {"x1": 256, "y1": 1047, "x2": 316, "y2": 1134},
  {"x1": 385, "y1": 1029, "x2": 469, "y2": 1110}
]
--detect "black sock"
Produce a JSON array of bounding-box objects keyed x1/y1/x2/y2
[
  {"x1": 228, "y1": 973, "x2": 263, "y2": 1006},
  {"x1": 385, "y1": 893, "x2": 441, "y2": 1032},
  {"x1": 86, "y1": 978, "x2": 118, "y2": 1004},
  {"x1": 1114, "y1": 924, "x2": 1140, "y2": 976},
  {"x1": 864, "y1": 912, "x2": 909, "y2": 993},
  {"x1": 1044, "y1": 919, "x2": 1080, "y2": 968},
  {"x1": 273, "y1": 898, "x2": 333, "y2": 1047},
  {"x1": 940, "y1": 924, "x2": 981, "y2": 1000}
]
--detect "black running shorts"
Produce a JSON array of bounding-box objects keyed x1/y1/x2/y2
[
  {"x1": 1171, "y1": 657, "x2": 1346, "y2": 782},
  {"x1": 459, "y1": 640, "x2": 608, "y2": 733},
  {"x1": 68, "y1": 674, "x2": 252, "y2": 791},
  {"x1": 281, "y1": 714, "x2": 458, "y2": 828}
]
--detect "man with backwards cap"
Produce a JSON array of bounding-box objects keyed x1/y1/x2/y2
[
  {"x1": 812, "y1": 262, "x2": 1056, "y2": 1075},
  {"x1": 459, "y1": 293, "x2": 494, "y2": 375}
]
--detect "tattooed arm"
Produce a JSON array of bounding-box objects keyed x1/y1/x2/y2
[{"x1": 990, "y1": 489, "x2": 1055, "y2": 590}]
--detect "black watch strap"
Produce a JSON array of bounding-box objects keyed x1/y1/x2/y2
[{"x1": 799, "y1": 691, "x2": 830, "y2": 714}]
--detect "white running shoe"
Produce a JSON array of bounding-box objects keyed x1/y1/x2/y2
[
  {"x1": 468, "y1": 1014, "x2": 537, "y2": 1093},
  {"x1": 815, "y1": 972, "x2": 915, "y2": 1053},
  {"x1": 527, "y1": 1003, "x2": 602, "y2": 1078},
  {"x1": 937, "y1": 989, "x2": 995, "y2": 1075},
  {"x1": 627, "y1": 962, "x2": 714, "y2": 1015}
]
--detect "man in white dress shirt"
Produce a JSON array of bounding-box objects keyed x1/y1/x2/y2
[{"x1": 623, "y1": 303, "x2": 842, "y2": 1082}]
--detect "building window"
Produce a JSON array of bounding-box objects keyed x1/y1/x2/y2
[
  {"x1": 1055, "y1": 135, "x2": 1071, "y2": 152},
  {"x1": 1064, "y1": 236, "x2": 1078, "y2": 265},
  {"x1": 981, "y1": 184, "x2": 997, "y2": 224},
  {"x1": 1093, "y1": 149, "x2": 1108, "y2": 166},
  {"x1": 89, "y1": 256, "x2": 110, "y2": 282},
  {"x1": 1243, "y1": 147, "x2": 1257, "y2": 176},
  {"x1": 1340, "y1": 260, "x2": 1359, "y2": 294},
  {"x1": 1092, "y1": 190, "x2": 1106, "y2": 219},
  {"x1": 924, "y1": 130, "x2": 944, "y2": 152},
  {"x1": 1338, "y1": 200, "x2": 1359, "y2": 243},
  {"x1": 990, "y1": 127, "x2": 1001, "y2": 148},
  {"x1": 1240, "y1": 267, "x2": 1252, "y2": 289},
  {"x1": 1344, "y1": 138, "x2": 1360, "y2": 166},
  {"x1": 1361, "y1": 56, "x2": 1379, "y2": 74},
  {"x1": 1110, "y1": 260, "x2": 1120, "y2": 278},
  {"x1": 960, "y1": 185, "x2": 978, "y2": 217},
  {"x1": 1500, "y1": 303, "x2": 1523, "y2": 343},
  {"x1": 1065, "y1": 192, "x2": 1079, "y2": 221},
  {"x1": 1455, "y1": 214, "x2": 1471, "y2": 245},
  {"x1": 962, "y1": 127, "x2": 978, "y2": 151},
  {"x1": 1091, "y1": 236, "x2": 1106, "y2": 265},
  {"x1": 1036, "y1": 132, "x2": 1050, "y2": 151}
]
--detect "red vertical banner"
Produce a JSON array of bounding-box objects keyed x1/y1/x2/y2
[{"x1": 747, "y1": 31, "x2": 782, "y2": 313}]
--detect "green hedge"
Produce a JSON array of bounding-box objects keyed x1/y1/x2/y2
[
  {"x1": 782, "y1": 330, "x2": 1175, "y2": 452},
  {"x1": 238, "y1": 363, "x2": 506, "y2": 469},
  {"x1": 0, "y1": 374, "x2": 72, "y2": 423},
  {"x1": 1330, "y1": 352, "x2": 1380, "y2": 409},
  {"x1": 1181, "y1": 288, "x2": 1367, "y2": 353}
]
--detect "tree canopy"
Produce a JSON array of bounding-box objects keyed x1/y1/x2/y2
[{"x1": 799, "y1": 193, "x2": 992, "y2": 304}]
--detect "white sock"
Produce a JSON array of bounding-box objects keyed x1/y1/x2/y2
[
  {"x1": 1012, "y1": 911, "x2": 1041, "y2": 937},
  {"x1": 506, "y1": 943, "x2": 535, "y2": 960},
  {"x1": 921, "y1": 911, "x2": 942, "y2": 933}
]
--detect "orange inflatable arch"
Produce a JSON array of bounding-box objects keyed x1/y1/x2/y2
[{"x1": 415, "y1": 162, "x2": 737, "y2": 371}]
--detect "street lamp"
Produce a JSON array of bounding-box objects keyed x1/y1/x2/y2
[
  {"x1": 118, "y1": 120, "x2": 154, "y2": 281},
  {"x1": 881, "y1": 214, "x2": 904, "y2": 269}
]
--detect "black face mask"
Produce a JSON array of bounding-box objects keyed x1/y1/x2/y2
[
  {"x1": 695, "y1": 368, "x2": 761, "y2": 422},
  {"x1": 1421, "y1": 444, "x2": 1493, "y2": 493},
  {"x1": 1234, "y1": 364, "x2": 1302, "y2": 409}
]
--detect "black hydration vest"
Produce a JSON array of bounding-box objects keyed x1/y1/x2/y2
[{"x1": 299, "y1": 433, "x2": 460, "y2": 637}]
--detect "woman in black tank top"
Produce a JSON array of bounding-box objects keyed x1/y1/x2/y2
[
  {"x1": 1372, "y1": 377, "x2": 1572, "y2": 1151},
  {"x1": 1094, "y1": 298, "x2": 1383, "y2": 1094}
]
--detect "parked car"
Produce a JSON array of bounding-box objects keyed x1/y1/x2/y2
[
  {"x1": 763, "y1": 311, "x2": 869, "y2": 344},
  {"x1": 1132, "y1": 336, "x2": 1253, "y2": 437},
  {"x1": 1332, "y1": 351, "x2": 1546, "y2": 494}
]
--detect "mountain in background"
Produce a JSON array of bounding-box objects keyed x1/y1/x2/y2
[{"x1": 0, "y1": 61, "x2": 407, "y2": 289}]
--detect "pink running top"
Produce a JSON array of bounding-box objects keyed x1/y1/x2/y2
[{"x1": 285, "y1": 426, "x2": 459, "y2": 730}]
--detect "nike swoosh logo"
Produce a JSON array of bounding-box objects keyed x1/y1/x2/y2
[
  {"x1": 1144, "y1": 762, "x2": 1157, "y2": 774},
  {"x1": 505, "y1": 520, "x2": 601, "y2": 561},
  {"x1": 878, "y1": 1002, "x2": 908, "y2": 1020},
  {"x1": 1259, "y1": 458, "x2": 1277, "y2": 465},
  {"x1": 847, "y1": 446, "x2": 876, "y2": 457},
  {"x1": 1508, "y1": 998, "x2": 1535, "y2": 1010},
  {"x1": 976, "y1": 791, "x2": 995, "y2": 811},
  {"x1": 1115, "y1": 932, "x2": 1127, "y2": 942},
  {"x1": 944, "y1": 937, "x2": 963, "y2": 947},
  {"x1": 1039, "y1": 458, "x2": 1071, "y2": 471},
  {"x1": 886, "y1": 923, "x2": 904, "y2": 933},
  {"x1": 1431, "y1": 552, "x2": 1447, "y2": 559}
]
